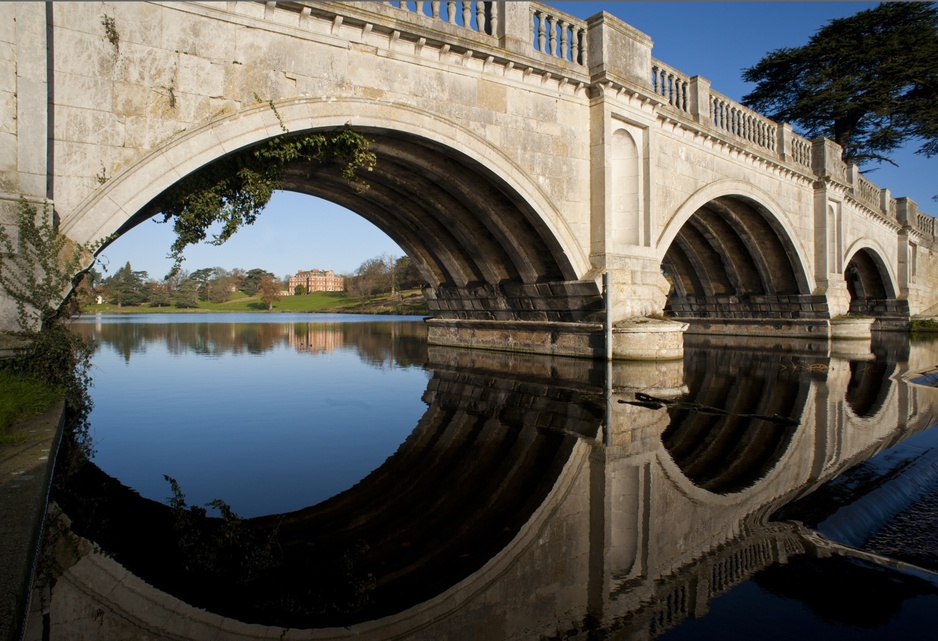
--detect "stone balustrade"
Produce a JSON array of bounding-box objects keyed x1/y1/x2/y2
[
  {"x1": 388, "y1": 1, "x2": 497, "y2": 35},
  {"x1": 652, "y1": 60, "x2": 690, "y2": 112},
  {"x1": 108, "y1": 0, "x2": 938, "y2": 241},
  {"x1": 708, "y1": 88, "x2": 778, "y2": 154},
  {"x1": 530, "y1": 2, "x2": 587, "y2": 64}
]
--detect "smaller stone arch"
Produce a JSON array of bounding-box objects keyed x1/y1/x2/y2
[
  {"x1": 659, "y1": 181, "x2": 825, "y2": 333},
  {"x1": 842, "y1": 243, "x2": 909, "y2": 328}
]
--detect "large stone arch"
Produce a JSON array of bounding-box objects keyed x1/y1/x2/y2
[
  {"x1": 657, "y1": 180, "x2": 826, "y2": 333},
  {"x1": 59, "y1": 98, "x2": 601, "y2": 322}
]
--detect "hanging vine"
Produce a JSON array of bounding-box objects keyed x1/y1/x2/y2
[{"x1": 156, "y1": 103, "x2": 375, "y2": 277}]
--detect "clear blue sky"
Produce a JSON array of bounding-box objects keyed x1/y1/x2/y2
[{"x1": 98, "y1": 2, "x2": 935, "y2": 282}]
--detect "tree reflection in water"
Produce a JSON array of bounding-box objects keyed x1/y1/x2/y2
[{"x1": 35, "y1": 319, "x2": 938, "y2": 639}]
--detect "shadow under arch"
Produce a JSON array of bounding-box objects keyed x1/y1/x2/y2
[
  {"x1": 659, "y1": 182, "x2": 825, "y2": 327},
  {"x1": 60, "y1": 98, "x2": 602, "y2": 322},
  {"x1": 843, "y1": 245, "x2": 909, "y2": 327},
  {"x1": 52, "y1": 350, "x2": 604, "y2": 628},
  {"x1": 660, "y1": 343, "x2": 814, "y2": 495}
]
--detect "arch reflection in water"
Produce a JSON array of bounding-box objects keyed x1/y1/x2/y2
[
  {"x1": 37, "y1": 322, "x2": 938, "y2": 640},
  {"x1": 69, "y1": 314, "x2": 431, "y2": 517}
]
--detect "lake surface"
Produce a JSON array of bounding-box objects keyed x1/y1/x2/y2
[{"x1": 30, "y1": 314, "x2": 938, "y2": 640}]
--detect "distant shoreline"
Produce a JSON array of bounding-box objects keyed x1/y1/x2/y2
[{"x1": 80, "y1": 289, "x2": 430, "y2": 317}]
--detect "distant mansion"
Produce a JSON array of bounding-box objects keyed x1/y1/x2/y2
[{"x1": 287, "y1": 269, "x2": 344, "y2": 294}]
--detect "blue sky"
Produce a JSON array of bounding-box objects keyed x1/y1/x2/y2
[{"x1": 98, "y1": 2, "x2": 935, "y2": 281}]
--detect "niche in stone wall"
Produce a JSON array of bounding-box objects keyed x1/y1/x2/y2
[
  {"x1": 828, "y1": 200, "x2": 843, "y2": 275},
  {"x1": 611, "y1": 125, "x2": 645, "y2": 247}
]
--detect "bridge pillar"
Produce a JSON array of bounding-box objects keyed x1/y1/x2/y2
[
  {"x1": 814, "y1": 179, "x2": 850, "y2": 319},
  {"x1": 583, "y1": 17, "x2": 687, "y2": 360},
  {"x1": 0, "y1": 3, "x2": 51, "y2": 332}
]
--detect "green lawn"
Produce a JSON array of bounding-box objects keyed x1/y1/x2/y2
[{"x1": 0, "y1": 369, "x2": 61, "y2": 442}]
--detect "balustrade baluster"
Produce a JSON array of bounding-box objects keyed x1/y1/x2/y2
[
  {"x1": 560, "y1": 20, "x2": 570, "y2": 60},
  {"x1": 548, "y1": 15, "x2": 557, "y2": 56},
  {"x1": 415, "y1": 1, "x2": 423, "y2": 15},
  {"x1": 537, "y1": 11, "x2": 547, "y2": 52},
  {"x1": 487, "y1": 3, "x2": 498, "y2": 36},
  {"x1": 431, "y1": 1, "x2": 440, "y2": 19},
  {"x1": 476, "y1": 2, "x2": 485, "y2": 32},
  {"x1": 462, "y1": 1, "x2": 471, "y2": 28},
  {"x1": 576, "y1": 28, "x2": 586, "y2": 64},
  {"x1": 447, "y1": 1, "x2": 456, "y2": 23}
]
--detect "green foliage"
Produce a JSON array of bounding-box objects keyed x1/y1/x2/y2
[
  {"x1": 394, "y1": 255, "x2": 424, "y2": 291},
  {"x1": 240, "y1": 267, "x2": 275, "y2": 297},
  {"x1": 911, "y1": 318, "x2": 938, "y2": 331},
  {"x1": 102, "y1": 261, "x2": 148, "y2": 306},
  {"x1": 101, "y1": 14, "x2": 119, "y2": 49},
  {"x1": 174, "y1": 280, "x2": 200, "y2": 308},
  {"x1": 742, "y1": 3, "x2": 938, "y2": 166},
  {"x1": 0, "y1": 198, "x2": 96, "y2": 331},
  {"x1": 157, "y1": 124, "x2": 375, "y2": 277},
  {"x1": 164, "y1": 475, "x2": 276, "y2": 585}
]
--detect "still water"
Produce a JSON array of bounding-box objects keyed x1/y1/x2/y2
[{"x1": 31, "y1": 314, "x2": 938, "y2": 640}]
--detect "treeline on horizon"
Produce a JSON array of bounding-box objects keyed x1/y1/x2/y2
[{"x1": 80, "y1": 254, "x2": 423, "y2": 309}]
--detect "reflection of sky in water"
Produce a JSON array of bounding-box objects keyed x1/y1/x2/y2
[{"x1": 81, "y1": 318, "x2": 430, "y2": 518}]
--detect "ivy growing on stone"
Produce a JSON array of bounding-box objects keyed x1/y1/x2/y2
[
  {"x1": 0, "y1": 198, "x2": 97, "y2": 446},
  {"x1": 157, "y1": 117, "x2": 376, "y2": 277},
  {"x1": 0, "y1": 198, "x2": 97, "y2": 332}
]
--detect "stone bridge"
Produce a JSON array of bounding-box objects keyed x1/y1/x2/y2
[{"x1": 2, "y1": 1, "x2": 935, "y2": 358}]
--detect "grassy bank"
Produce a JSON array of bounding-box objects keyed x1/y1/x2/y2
[
  {"x1": 82, "y1": 289, "x2": 430, "y2": 316},
  {"x1": 0, "y1": 369, "x2": 60, "y2": 442}
]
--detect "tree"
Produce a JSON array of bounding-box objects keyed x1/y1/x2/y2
[
  {"x1": 394, "y1": 256, "x2": 423, "y2": 291},
  {"x1": 175, "y1": 279, "x2": 200, "y2": 308},
  {"x1": 742, "y1": 3, "x2": 938, "y2": 167},
  {"x1": 204, "y1": 267, "x2": 236, "y2": 304},
  {"x1": 241, "y1": 268, "x2": 275, "y2": 297},
  {"x1": 145, "y1": 282, "x2": 172, "y2": 307},
  {"x1": 257, "y1": 275, "x2": 281, "y2": 311},
  {"x1": 103, "y1": 261, "x2": 147, "y2": 306},
  {"x1": 294, "y1": 284, "x2": 307, "y2": 296},
  {"x1": 346, "y1": 256, "x2": 393, "y2": 302}
]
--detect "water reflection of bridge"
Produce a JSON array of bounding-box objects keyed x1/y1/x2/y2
[{"x1": 37, "y1": 336, "x2": 938, "y2": 639}]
